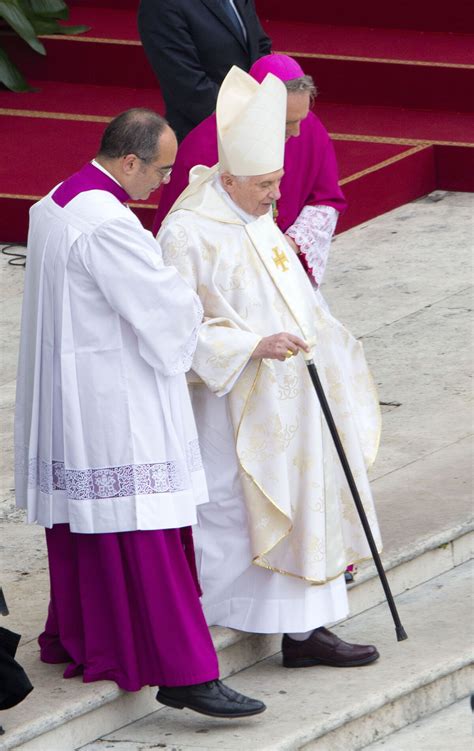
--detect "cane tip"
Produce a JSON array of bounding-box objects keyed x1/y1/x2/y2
[{"x1": 396, "y1": 626, "x2": 408, "y2": 641}]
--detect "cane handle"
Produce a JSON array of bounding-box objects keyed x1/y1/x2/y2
[{"x1": 301, "y1": 336, "x2": 316, "y2": 361}]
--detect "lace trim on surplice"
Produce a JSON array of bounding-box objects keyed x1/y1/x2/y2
[
  {"x1": 286, "y1": 205, "x2": 338, "y2": 285},
  {"x1": 16, "y1": 439, "x2": 203, "y2": 500}
]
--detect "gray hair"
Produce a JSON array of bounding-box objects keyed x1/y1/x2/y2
[
  {"x1": 230, "y1": 174, "x2": 251, "y2": 183},
  {"x1": 285, "y1": 74, "x2": 318, "y2": 103},
  {"x1": 218, "y1": 171, "x2": 251, "y2": 183},
  {"x1": 98, "y1": 108, "x2": 168, "y2": 163}
]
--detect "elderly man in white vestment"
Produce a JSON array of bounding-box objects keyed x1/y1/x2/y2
[
  {"x1": 159, "y1": 69, "x2": 383, "y2": 668},
  {"x1": 14, "y1": 108, "x2": 266, "y2": 717}
]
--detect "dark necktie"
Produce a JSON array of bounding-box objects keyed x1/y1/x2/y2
[{"x1": 219, "y1": 0, "x2": 246, "y2": 43}]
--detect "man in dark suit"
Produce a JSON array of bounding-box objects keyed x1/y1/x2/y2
[{"x1": 138, "y1": 0, "x2": 272, "y2": 141}]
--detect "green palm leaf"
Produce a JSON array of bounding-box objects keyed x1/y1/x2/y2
[
  {"x1": 0, "y1": 45, "x2": 32, "y2": 91},
  {"x1": 23, "y1": 0, "x2": 69, "y2": 20},
  {"x1": 0, "y1": 0, "x2": 46, "y2": 54},
  {"x1": 0, "y1": 0, "x2": 89, "y2": 91},
  {"x1": 29, "y1": 16, "x2": 89, "y2": 35}
]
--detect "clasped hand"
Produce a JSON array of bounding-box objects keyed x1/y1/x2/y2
[{"x1": 251, "y1": 332, "x2": 310, "y2": 362}]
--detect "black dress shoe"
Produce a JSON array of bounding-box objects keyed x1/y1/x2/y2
[
  {"x1": 282, "y1": 627, "x2": 379, "y2": 668},
  {"x1": 156, "y1": 679, "x2": 266, "y2": 718}
]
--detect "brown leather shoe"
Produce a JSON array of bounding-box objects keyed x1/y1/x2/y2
[{"x1": 282, "y1": 627, "x2": 379, "y2": 668}]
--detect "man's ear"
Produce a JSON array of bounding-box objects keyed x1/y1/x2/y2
[
  {"x1": 121, "y1": 153, "x2": 139, "y2": 176},
  {"x1": 220, "y1": 172, "x2": 235, "y2": 188}
]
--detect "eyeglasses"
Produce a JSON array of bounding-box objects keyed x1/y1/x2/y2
[
  {"x1": 136, "y1": 156, "x2": 173, "y2": 180},
  {"x1": 157, "y1": 166, "x2": 173, "y2": 180}
]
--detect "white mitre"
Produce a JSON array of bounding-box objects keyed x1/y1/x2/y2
[
  {"x1": 164, "y1": 66, "x2": 287, "y2": 222},
  {"x1": 217, "y1": 65, "x2": 287, "y2": 176}
]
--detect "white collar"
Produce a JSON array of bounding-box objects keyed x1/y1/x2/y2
[{"x1": 91, "y1": 159, "x2": 122, "y2": 187}]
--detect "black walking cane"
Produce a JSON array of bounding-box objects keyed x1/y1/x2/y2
[{"x1": 304, "y1": 353, "x2": 408, "y2": 642}]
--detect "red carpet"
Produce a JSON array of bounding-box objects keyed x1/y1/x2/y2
[
  {"x1": 1, "y1": 80, "x2": 164, "y2": 117},
  {"x1": 338, "y1": 146, "x2": 436, "y2": 232},
  {"x1": 255, "y1": 0, "x2": 474, "y2": 33},
  {"x1": 2, "y1": 117, "x2": 412, "y2": 198},
  {"x1": 19, "y1": 7, "x2": 474, "y2": 64},
  {"x1": 4, "y1": 14, "x2": 473, "y2": 111},
  {"x1": 312, "y1": 103, "x2": 474, "y2": 146},
  {"x1": 264, "y1": 22, "x2": 474, "y2": 65},
  {"x1": 0, "y1": 0, "x2": 473, "y2": 242}
]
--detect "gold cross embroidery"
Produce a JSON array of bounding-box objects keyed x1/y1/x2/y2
[{"x1": 272, "y1": 246, "x2": 289, "y2": 272}]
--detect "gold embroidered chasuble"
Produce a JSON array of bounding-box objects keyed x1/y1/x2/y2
[{"x1": 159, "y1": 174, "x2": 382, "y2": 584}]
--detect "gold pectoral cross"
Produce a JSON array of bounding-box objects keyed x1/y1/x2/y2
[{"x1": 272, "y1": 246, "x2": 289, "y2": 272}]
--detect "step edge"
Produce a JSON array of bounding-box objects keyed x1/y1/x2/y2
[
  {"x1": 3, "y1": 562, "x2": 471, "y2": 750},
  {"x1": 1, "y1": 112, "x2": 473, "y2": 149},
  {"x1": 11, "y1": 523, "x2": 471, "y2": 651},
  {"x1": 296, "y1": 666, "x2": 473, "y2": 751},
  {"x1": 352, "y1": 522, "x2": 473, "y2": 586},
  {"x1": 0, "y1": 685, "x2": 123, "y2": 750},
  {"x1": 311, "y1": 663, "x2": 473, "y2": 748},
  {"x1": 4, "y1": 636, "x2": 471, "y2": 751},
  {"x1": 9, "y1": 523, "x2": 473, "y2": 652},
  {"x1": 2, "y1": 29, "x2": 472, "y2": 69}
]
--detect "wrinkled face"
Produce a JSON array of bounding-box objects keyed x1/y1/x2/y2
[
  {"x1": 221, "y1": 169, "x2": 284, "y2": 217},
  {"x1": 122, "y1": 126, "x2": 177, "y2": 200},
  {"x1": 285, "y1": 91, "x2": 311, "y2": 140}
]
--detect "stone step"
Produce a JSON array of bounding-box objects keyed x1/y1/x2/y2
[
  {"x1": 362, "y1": 697, "x2": 473, "y2": 751},
  {"x1": 0, "y1": 529, "x2": 470, "y2": 751},
  {"x1": 77, "y1": 561, "x2": 473, "y2": 751}
]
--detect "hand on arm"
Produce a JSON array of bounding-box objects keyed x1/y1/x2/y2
[{"x1": 160, "y1": 220, "x2": 260, "y2": 394}]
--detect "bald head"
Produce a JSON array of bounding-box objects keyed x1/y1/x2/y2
[
  {"x1": 96, "y1": 109, "x2": 178, "y2": 201},
  {"x1": 98, "y1": 108, "x2": 169, "y2": 163}
]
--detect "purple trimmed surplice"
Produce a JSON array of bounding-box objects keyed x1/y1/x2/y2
[
  {"x1": 39, "y1": 525, "x2": 219, "y2": 691},
  {"x1": 52, "y1": 162, "x2": 130, "y2": 208}
]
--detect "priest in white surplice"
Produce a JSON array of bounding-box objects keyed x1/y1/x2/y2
[
  {"x1": 159, "y1": 69, "x2": 383, "y2": 668},
  {"x1": 14, "y1": 108, "x2": 265, "y2": 717}
]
